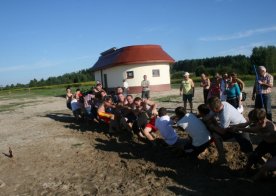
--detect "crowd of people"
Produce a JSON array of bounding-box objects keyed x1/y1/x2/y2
[{"x1": 65, "y1": 66, "x2": 275, "y2": 181}]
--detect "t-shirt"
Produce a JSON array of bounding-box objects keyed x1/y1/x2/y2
[
  {"x1": 181, "y1": 79, "x2": 194, "y2": 95},
  {"x1": 123, "y1": 81, "x2": 129, "y2": 89},
  {"x1": 141, "y1": 80, "x2": 150, "y2": 91},
  {"x1": 226, "y1": 83, "x2": 241, "y2": 99},
  {"x1": 255, "y1": 73, "x2": 273, "y2": 94},
  {"x1": 155, "y1": 115, "x2": 178, "y2": 145},
  {"x1": 177, "y1": 113, "x2": 211, "y2": 146},
  {"x1": 71, "y1": 99, "x2": 82, "y2": 112},
  {"x1": 210, "y1": 101, "x2": 246, "y2": 128}
]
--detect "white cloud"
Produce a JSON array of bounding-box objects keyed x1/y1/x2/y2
[
  {"x1": 199, "y1": 25, "x2": 276, "y2": 41},
  {"x1": 218, "y1": 41, "x2": 267, "y2": 56}
]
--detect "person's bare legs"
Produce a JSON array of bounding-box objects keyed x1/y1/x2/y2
[
  {"x1": 143, "y1": 127, "x2": 155, "y2": 141},
  {"x1": 183, "y1": 100, "x2": 187, "y2": 112},
  {"x1": 189, "y1": 100, "x2": 193, "y2": 113}
]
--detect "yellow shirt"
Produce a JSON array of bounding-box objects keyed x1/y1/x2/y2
[{"x1": 181, "y1": 79, "x2": 194, "y2": 94}]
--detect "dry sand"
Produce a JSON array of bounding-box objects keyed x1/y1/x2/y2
[{"x1": 0, "y1": 87, "x2": 276, "y2": 195}]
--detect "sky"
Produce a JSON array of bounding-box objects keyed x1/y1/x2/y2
[{"x1": 1, "y1": 0, "x2": 276, "y2": 86}]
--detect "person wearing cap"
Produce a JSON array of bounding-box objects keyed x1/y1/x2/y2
[
  {"x1": 180, "y1": 72, "x2": 195, "y2": 113},
  {"x1": 252, "y1": 66, "x2": 273, "y2": 121}
]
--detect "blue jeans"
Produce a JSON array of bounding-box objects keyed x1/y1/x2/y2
[{"x1": 255, "y1": 93, "x2": 272, "y2": 121}]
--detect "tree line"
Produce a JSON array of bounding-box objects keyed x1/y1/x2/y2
[
  {"x1": 171, "y1": 45, "x2": 276, "y2": 77},
  {"x1": 2, "y1": 45, "x2": 276, "y2": 90},
  {"x1": 2, "y1": 68, "x2": 94, "y2": 90}
]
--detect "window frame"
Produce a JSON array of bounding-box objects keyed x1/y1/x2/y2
[{"x1": 152, "y1": 69, "x2": 160, "y2": 77}]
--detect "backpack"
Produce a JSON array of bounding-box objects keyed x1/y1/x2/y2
[{"x1": 241, "y1": 92, "x2": 247, "y2": 101}]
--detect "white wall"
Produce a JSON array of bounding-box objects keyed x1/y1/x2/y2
[{"x1": 94, "y1": 63, "x2": 171, "y2": 88}]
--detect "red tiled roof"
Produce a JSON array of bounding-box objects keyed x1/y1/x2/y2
[{"x1": 91, "y1": 45, "x2": 175, "y2": 71}]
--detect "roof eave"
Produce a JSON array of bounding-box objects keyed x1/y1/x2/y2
[{"x1": 91, "y1": 60, "x2": 175, "y2": 72}]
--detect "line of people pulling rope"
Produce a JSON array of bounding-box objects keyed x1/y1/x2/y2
[
  {"x1": 66, "y1": 66, "x2": 276, "y2": 179},
  {"x1": 65, "y1": 80, "x2": 276, "y2": 181}
]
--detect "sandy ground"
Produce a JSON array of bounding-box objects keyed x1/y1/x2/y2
[{"x1": 0, "y1": 87, "x2": 276, "y2": 195}]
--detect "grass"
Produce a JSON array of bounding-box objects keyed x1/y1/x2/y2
[
  {"x1": 171, "y1": 80, "x2": 256, "y2": 89},
  {"x1": 0, "y1": 100, "x2": 41, "y2": 112},
  {"x1": 0, "y1": 80, "x2": 257, "y2": 100},
  {"x1": 0, "y1": 84, "x2": 94, "y2": 98}
]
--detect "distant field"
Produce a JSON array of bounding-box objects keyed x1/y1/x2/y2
[
  {"x1": 171, "y1": 80, "x2": 255, "y2": 89},
  {"x1": 0, "y1": 81, "x2": 256, "y2": 100},
  {"x1": 0, "y1": 82, "x2": 95, "y2": 98}
]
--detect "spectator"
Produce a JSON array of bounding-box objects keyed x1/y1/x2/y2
[
  {"x1": 200, "y1": 73, "x2": 210, "y2": 104},
  {"x1": 252, "y1": 66, "x2": 273, "y2": 121},
  {"x1": 231, "y1": 72, "x2": 244, "y2": 91},
  {"x1": 208, "y1": 73, "x2": 221, "y2": 100},
  {"x1": 141, "y1": 75, "x2": 150, "y2": 100},
  {"x1": 123, "y1": 79, "x2": 129, "y2": 96},
  {"x1": 225, "y1": 73, "x2": 242, "y2": 109},
  {"x1": 179, "y1": 72, "x2": 195, "y2": 113},
  {"x1": 66, "y1": 86, "x2": 73, "y2": 110},
  {"x1": 219, "y1": 73, "x2": 228, "y2": 101}
]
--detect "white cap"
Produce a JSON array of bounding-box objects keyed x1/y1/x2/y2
[{"x1": 184, "y1": 72, "x2": 190, "y2": 76}]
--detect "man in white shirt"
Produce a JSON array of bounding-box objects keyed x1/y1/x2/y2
[
  {"x1": 174, "y1": 106, "x2": 211, "y2": 157},
  {"x1": 207, "y1": 96, "x2": 253, "y2": 164},
  {"x1": 123, "y1": 79, "x2": 129, "y2": 96},
  {"x1": 155, "y1": 107, "x2": 180, "y2": 146}
]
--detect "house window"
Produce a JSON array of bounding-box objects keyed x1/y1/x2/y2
[
  {"x1": 126, "y1": 71, "x2": 134, "y2": 79},
  {"x1": 152, "y1": 69, "x2": 160, "y2": 77}
]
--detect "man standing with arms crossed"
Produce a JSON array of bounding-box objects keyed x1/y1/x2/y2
[{"x1": 141, "y1": 75, "x2": 150, "y2": 100}]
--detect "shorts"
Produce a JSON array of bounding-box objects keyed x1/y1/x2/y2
[
  {"x1": 145, "y1": 123, "x2": 158, "y2": 132},
  {"x1": 98, "y1": 112, "x2": 113, "y2": 123},
  {"x1": 182, "y1": 94, "x2": 193, "y2": 102},
  {"x1": 145, "y1": 116, "x2": 157, "y2": 132}
]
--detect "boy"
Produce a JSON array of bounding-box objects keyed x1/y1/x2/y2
[{"x1": 230, "y1": 108, "x2": 276, "y2": 170}]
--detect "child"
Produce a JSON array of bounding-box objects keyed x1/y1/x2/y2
[{"x1": 230, "y1": 108, "x2": 276, "y2": 170}]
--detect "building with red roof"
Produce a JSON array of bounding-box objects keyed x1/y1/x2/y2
[{"x1": 91, "y1": 44, "x2": 175, "y2": 94}]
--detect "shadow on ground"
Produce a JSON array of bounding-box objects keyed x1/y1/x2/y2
[{"x1": 45, "y1": 111, "x2": 276, "y2": 196}]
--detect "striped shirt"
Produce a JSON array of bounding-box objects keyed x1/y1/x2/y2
[{"x1": 255, "y1": 73, "x2": 273, "y2": 94}]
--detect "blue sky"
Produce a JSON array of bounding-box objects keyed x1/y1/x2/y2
[{"x1": 1, "y1": 0, "x2": 276, "y2": 86}]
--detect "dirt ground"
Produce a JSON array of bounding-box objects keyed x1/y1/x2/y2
[{"x1": 0, "y1": 87, "x2": 276, "y2": 195}]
